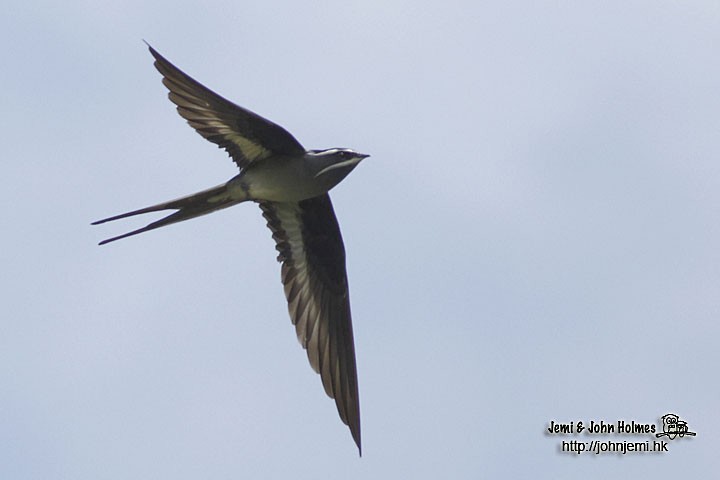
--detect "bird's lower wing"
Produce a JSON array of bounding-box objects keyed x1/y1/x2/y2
[{"x1": 260, "y1": 195, "x2": 361, "y2": 453}]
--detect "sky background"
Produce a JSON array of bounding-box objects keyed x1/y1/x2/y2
[{"x1": 2, "y1": 1, "x2": 718, "y2": 478}]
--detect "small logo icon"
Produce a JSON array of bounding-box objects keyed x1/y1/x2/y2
[{"x1": 655, "y1": 414, "x2": 696, "y2": 440}]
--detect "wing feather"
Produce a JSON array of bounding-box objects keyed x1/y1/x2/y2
[
  {"x1": 260, "y1": 195, "x2": 361, "y2": 453},
  {"x1": 147, "y1": 45, "x2": 306, "y2": 169}
]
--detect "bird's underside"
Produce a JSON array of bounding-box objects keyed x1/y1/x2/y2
[{"x1": 93, "y1": 44, "x2": 362, "y2": 453}]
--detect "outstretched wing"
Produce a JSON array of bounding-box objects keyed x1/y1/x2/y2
[
  {"x1": 260, "y1": 195, "x2": 361, "y2": 454},
  {"x1": 148, "y1": 44, "x2": 306, "y2": 169}
]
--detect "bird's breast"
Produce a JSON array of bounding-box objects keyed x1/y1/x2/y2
[{"x1": 234, "y1": 158, "x2": 338, "y2": 203}]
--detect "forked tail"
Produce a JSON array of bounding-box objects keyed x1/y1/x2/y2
[{"x1": 92, "y1": 182, "x2": 243, "y2": 245}]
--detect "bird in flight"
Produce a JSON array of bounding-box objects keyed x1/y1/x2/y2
[{"x1": 93, "y1": 44, "x2": 367, "y2": 454}]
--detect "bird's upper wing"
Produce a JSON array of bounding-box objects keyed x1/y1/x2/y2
[
  {"x1": 260, "y1": 195, "x2": 361, "y2": 453},
  {"x1": 148, "y1": 45, "x2": 306, "y2": 170}
]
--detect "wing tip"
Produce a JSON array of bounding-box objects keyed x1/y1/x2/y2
[{"x1": 144, "y1": 39, "x2": 158, "y2": 57}]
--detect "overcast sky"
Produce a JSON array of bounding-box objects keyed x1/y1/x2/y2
[{"x1": 2, "y1": 1, "x2": 718, "y2": 478}]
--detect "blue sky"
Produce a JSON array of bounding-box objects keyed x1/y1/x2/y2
[{"x1": 2, "y1": 1, "x2": 718, "y2": 478}]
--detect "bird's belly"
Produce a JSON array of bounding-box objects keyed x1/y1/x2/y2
[{"x1": 232, "y1": 163, "x2": 335, "y2": 202}]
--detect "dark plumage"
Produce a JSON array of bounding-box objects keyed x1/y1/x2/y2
[{"x1": 93, "y1": 44, "x2": 367, "y2": 453}]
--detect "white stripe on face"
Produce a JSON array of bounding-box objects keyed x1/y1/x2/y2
[{"x1": 309, "y1": 148, "x2": 356, "y2": 157}]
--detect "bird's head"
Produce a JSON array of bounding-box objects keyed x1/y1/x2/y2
[{"x1": 307, "y1": 148, "x2": 369, "y2": 183}]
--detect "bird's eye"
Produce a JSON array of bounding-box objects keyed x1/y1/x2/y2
[{"x1": 338, "y1": 151, "x2": 349, "y2": 158}]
